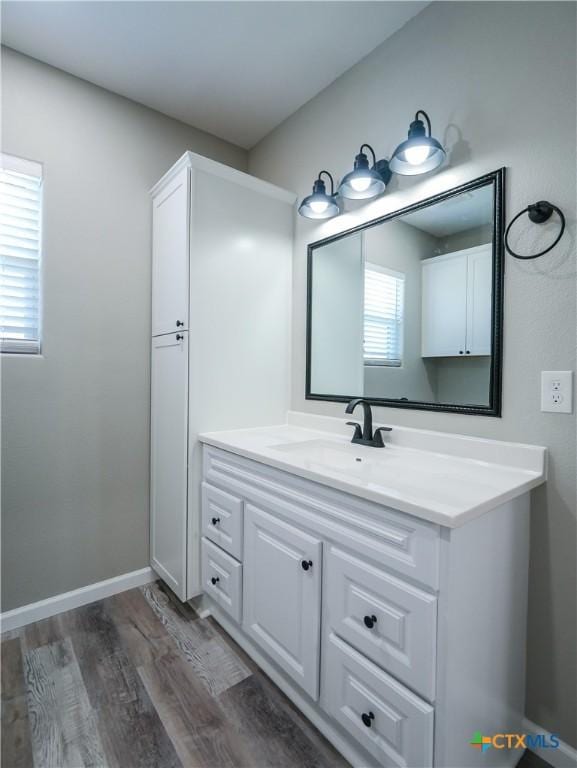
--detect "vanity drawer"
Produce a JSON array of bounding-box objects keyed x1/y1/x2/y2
[
  {"x1": 322, "y1": 632, "x2": 434, "y2": 768},
  {"x1": 325, "y1": 545, "x2": 437, "y2": 701},
  {"x1": 201, "y1": 537, "x2": 242, "y2": 623},
  {"x1": 202, "y1": 482, "x2": 244, "y2": 560}
]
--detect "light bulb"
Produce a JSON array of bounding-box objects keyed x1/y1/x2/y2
[
  {"x1": 309, "y1": 199, "x2": 329, "y2": 214},
  {"x1": 404, "y1": 144, "x2": 431, "y2": 166},
  {"x1": 350, "y1": 175, "x2": 372, "y2": 193}
]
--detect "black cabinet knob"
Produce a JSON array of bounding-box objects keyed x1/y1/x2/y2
[
  {"x1": 301, "y1": 559, "x2": 313, "y2": 571},
  {"x1": 466, "y1": 350, "x2": 471, "y2": 354},
  {"x1": 176, "y1": 334, "x2": 184, "y2": 341},
  {"x1": 361, "y1": 712, "x2": 375, "y2": 728},
  {"x1": 176, "y1": 320, "x2": 184, "y2": 327},
  {"x1": 211, "y1": 517, "x2": 220, "y2": 526},
  {"x1": 211, "y1": 576, "x2": 220, "y2": 585},
  {"x1": 459, "y1": 350, "x2": 464, "y2": 354},
  {"x1": 363, "y1": 614, "x2": 377, "y2": 629}
]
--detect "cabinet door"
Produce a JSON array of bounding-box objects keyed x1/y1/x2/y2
[
  {"x1": 152, "y1": 167, "x2": 189, "y2": 335},
  {"x1": 421, "y1": 252, "x2": 467, "y2": 356},
  {"x1": 243, "y1": 504, "x2": 322, "y2": 699},
  {"x1": 150, "y1": 332, "x2": 188, "y2": 599},
  {"x1": 466, "y1": 245, "x2": 492, "y2": 355}
]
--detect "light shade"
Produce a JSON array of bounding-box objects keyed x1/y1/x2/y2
[
  {"x1": 338, "y1": 145, "x2": 387, "y2": 200},
  {"x1": 389, "y1": 110, "x2": 446, "y2": 176},
  {"x1": 298, "y1": 173, "x2": 340, "y2": 219}
]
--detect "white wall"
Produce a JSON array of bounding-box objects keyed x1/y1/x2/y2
[
  {"x1": 310, "y1": 233, "x2": 364, "y2": 395},
  {"x1": 1, "y1": 48, "x2": 247, "y2": 611},
  {"x1": 249, "y1": 2, "x2": 577, "y2": 747}
]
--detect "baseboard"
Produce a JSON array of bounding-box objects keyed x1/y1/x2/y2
[
  {"x1": 0, "y1": 567, "x2": 156, "y2": 633},
  {"x1": 522, "y1": 718, "x2": 577, "y2": 768}
]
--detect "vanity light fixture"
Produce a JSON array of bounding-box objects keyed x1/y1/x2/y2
[
  {"x1": 298, "y1": 171, "x2": 340, "y2": 219},
  {"x1": 389, "y1": 110, "x2": 446, "y2": 175},
  {"x1": 338, "y1": 144, "x2": 391, "y2": 200}
]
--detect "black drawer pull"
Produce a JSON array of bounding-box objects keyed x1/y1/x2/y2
[
  {"x1": 211, "y1": 517, "x2": 220, "y2": 526},
  {"x1": 176, "y1": 320, "x2": 184, "y2": 327},
  {"x1": 211, "y1": 576, "x2": 220, "y2": 585},
  {"x1": 361, "y1": 712, "x2": 375, "y2": 728},
  {"x1": 176, "y1": 334, "x2": 184, "y2": 341},
  {"x1": 363, "y1": 614, "x2": 377, "y2": 629},
  {"x1": 301, "y1": 559, "x2": 313, "y2": 571}
]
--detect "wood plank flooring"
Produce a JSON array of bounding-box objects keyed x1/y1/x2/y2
[
  {"x1": 1, "y1": 580, "x2": 554, "y2": 768},
  {"x1": 1, "y1": 582, "x2": 346, "y2": 768}
]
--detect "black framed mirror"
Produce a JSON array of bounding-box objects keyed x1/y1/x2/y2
[{"x1": 306, "y1": 168, "x2": 505, "y2": 416}]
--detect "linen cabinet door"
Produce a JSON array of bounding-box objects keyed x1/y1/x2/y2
[
  {"x1": 152, "y1": 165, "x2": 190, "y2": 336},
  {"x1": 243, "y1": 504, "x2": 322, "y2": 700},
  {"x1": 150, "y1": 332, "x2": 188, "y2": 600}
]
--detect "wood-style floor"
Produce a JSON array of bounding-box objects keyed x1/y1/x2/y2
[
  {"x1": 1, "y1": 581, "x2": 348, "y2": 768},
  {"x1": 1, "y1": 580, "x2": 552, "y2": 768}
]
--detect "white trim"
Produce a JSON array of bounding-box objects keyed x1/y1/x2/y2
[
  {"x1": 150, "y1": 150, "x2": 296, "y2": 204},
  {"x1": 365, "y1": 261, "x2": 405, "y2": 281},
  {"x1": 0, "y1": 567, "x2": 155, "y2": 633},
  {"x1": 522, "y1": 718, "x2": 577, "y2": 768},
  {"x1": 0, "y1": 152, "x2": 42, "y2": 178}
]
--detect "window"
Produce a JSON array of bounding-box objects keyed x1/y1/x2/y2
[
  {"x1": 0, "y1": 154, "x2": 42, "y2": 354},
  {"x1": 363, "y1": 263, "x2": 404, "y2": 366}
]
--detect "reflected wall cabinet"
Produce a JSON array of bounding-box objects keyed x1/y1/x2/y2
[
  {"x1": 150, "y1": 152, "x2": 295, "y2": 600},
  {"x1": 421, "y1": 244, "x2": 492, "y2": 357}
]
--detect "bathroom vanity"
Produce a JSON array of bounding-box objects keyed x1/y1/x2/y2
[
  {"x1": 198, "y1": 413, "x2": 546, "y2": 768},
  {"x1": 150, "y1": 158, "x2": 548, "y2": 767}
]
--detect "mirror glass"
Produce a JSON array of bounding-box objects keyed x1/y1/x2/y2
[{"x1": 307, "y1": 172, "x2": 504, "y2": 415}]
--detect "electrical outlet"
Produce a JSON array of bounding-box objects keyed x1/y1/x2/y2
[{"x1": 541, "y1": 371, "x2": 573, "y2": 413}]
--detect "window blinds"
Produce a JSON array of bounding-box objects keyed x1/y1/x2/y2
[
  {"x1": 0, "y1": 155, "x2": 42, "y2": 354},
  {"x1": 363, "y1": 264, "x2": 404, "y2": 366}
]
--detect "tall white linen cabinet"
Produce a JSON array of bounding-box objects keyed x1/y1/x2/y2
[{"x1": 149, "y1": 152, "x2": 295, "y2": 600}]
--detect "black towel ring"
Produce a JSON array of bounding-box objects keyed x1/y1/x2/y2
[{"x1": 505, "y1": 201, "x2": 566, "y2": 260}]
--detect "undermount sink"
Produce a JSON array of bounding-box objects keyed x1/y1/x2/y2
[{"x1": 270, "y1": 438, "x2": 388, "y2": 474}]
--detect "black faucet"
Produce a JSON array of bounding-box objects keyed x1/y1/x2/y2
[{"x1": 345, "y1": 398, "x2": 392, "y2": 448}]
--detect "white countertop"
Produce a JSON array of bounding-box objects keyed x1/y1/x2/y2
[{"x1": 198, "y1": 412, "x2": 547, "y2": 528}]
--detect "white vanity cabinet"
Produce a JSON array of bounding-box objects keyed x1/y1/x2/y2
[
  {"x1": 421, "y1": 243, "x2": 492, "y2": 357},
  {"x1": 200, "y1": 442, "x2": 533, "y2": 768}
]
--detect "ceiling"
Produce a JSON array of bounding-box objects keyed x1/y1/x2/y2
[
  {"x1": 401, "y1": 185, "x2": 494, "y2": 239},
  {"x1": 2, "y1": 1, "x2": 428, "y2": 149}
]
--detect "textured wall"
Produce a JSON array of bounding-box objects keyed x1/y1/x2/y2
[
  {"x1": 249, "y1": 2, "x2": 577, "y2": 746},
  {"x1": 1, "y1": 49, "x2": 247, "y2": 611}
]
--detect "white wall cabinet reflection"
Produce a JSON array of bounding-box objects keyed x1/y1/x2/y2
[{"x1": 421, "y1": 243, "x2": 492, "y2": 358}]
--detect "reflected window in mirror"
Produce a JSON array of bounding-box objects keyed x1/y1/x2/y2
[
  {"x1": 306, "y1": 169, "x2": 504, "y2": 416},
  {"x1": 363, "y1": 264, "x2": 404, "y2": 368}
]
